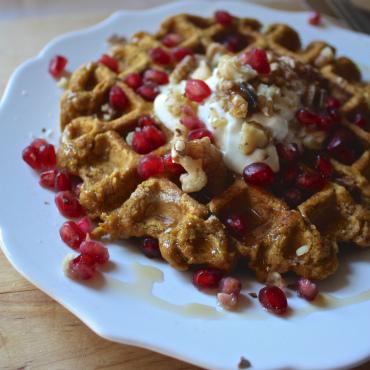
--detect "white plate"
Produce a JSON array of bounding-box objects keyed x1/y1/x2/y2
[{"x1": 1, "y1": 2, "x2": 370, "y2": 370}]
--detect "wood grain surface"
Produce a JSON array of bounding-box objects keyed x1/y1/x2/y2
[{"x1": 0, "y1": 3, "x2": 368, "y2": 370}]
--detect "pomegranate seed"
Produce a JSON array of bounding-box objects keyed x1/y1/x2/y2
[
  {"x1": 22, "y1": 146, "x2": 41, "y2": 170},
  {"x1": 283, "y1": 188, "x2": 302, "y2": 208},
  {"x1": 297, "y1": 277, "x2": 319, "y2": 301},
  {"x1": 55, "y1": 191, "x2": 84, "y2": 218},
  {"x1": 124, "y1": 72, "x2": 143, "y2": 89},
  {"x1": 353, "y1": 113, "x2": 367, "y2": 128},
  {"x1": 315, "y1": 154, "x2": 333, "y2": 179},
  {"x1": 132, "y1": 131, "x2": 152, "y2": 154},
  {"x1": 137, "y1": 154, "x2": 165, "y2": 180},
  {"x1": 309, "y1": 12, "x2": 321, "y2": 26},
  {"x1": 161, "y1": 33, "x2": 182, "y2": 48},
  {"x1": 39, "y1": 169, "x2": 58, "y2": 189},
  {"x1": 76, "y1": 216, "x2": 92, "y2": 235},
  {"x1": 214, "y1": 10, "x2": 234, "y2": 26},
  {"x1": 317, "y1": 114, "x2": 335, "y2": 131},
  {"x1": 180, "y1": 115, "x2": 205, "y2": 130},
  {"x1": 68, "y1": 254, "x2": 96, "y2": 280},
  {"x1": 142, "y1": 237, "x2": 162, "y2": 258},
  {"x1": 240, "y1": 48, "x2": 270, "y2": 74},
  {"x1": 109, "y1": 86, "x2": 129, "y2": 111},
  {"x1": 219, "y1": 277, "x2": 242, "y2": 296},
  {"x1": 59, "y1": 221, "x2": 86, "y2": 249},
  {"x1": 99, "y1": 54, "x2": 119, "y2": 72},
  {"x1": 163, "y1": 153, "x2": 185, "y2": 175},
  {"x1": 55, "y1": 170, "x2": 72, "y2": 191},
  {"x1": 243, "y1": 162, "x2": 275, "y2": 186},
  {"x1": 258, "y1": 286, "x2": 288, "y2": 315},
  {"x1": 193, "y1": 268, "x2": 223, "y2": 289},
  {"x1": 325, "y1": 96, "x2": 341, "y2": 110},
  {"x1": 222, "y1": 34, "x2": 247, "y2": 53},
  {"x1": 328, "y1": 108, "x2": 341, "y2": 122},
  {"x1": 188, "y1": 128, "x2": 214, "y2": 143},
  {"x1": 138, "y1": 116, "x2": 157, "y2": 128},
  {"x1": 296, "y1": 172, "x2": 326, "y2": 192},
  {"x1": 142, "y1": 125, "x2": 166, "y2": 149},
  {"x1": 31, "y1": 138, "x2": 48, "y2": 149},
  {"x1": 143, "y1": 69, "x2": 169, "y2": 85},
  {"x1": 80, "y1": 240, "x2": 109, "y2": 264},
  {"x1": 172, "y1": 47, "x2": 194, "y2": 62},
  {"x1": 296, "y1": 108, "x2": 319, "y2": 126},
  {"x1": 137, "y1": 83, "x2": 159, "y2": 101},
  {"x1": 48, "y1": 55, "x2": 68, "y2": 78},
  {"x1": 327, "y1": 128, "x2": 358, "y2": 164},
  {"x1": 149, "y1": 47, "x2": 172, "y2": 65},
  {"x1": 185, "y1": 79, "x2": 212, "y2": 103},
  {"x1": 276, "y1": 143, "x2": 299, "y2": 162},
  {"x1": 225, "y1": 214, "x2": 248, "y2": 236},
  {"x1": 280, "y1": 165, "x2": 298, "y2": 185},
  {"x1": 38, "y1": 143, "x2": 57, "y2": 169}
]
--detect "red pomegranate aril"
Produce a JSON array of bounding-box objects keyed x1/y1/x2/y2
[
  {"x1": 149, "y1": 47, "x2": 172, "y2": 65},
  {"x1": 185, "y1": 79, "x2": 212, "y2": 103},
  {"x1": 353, "y1": 113, "x2": 367, "y2": 128},
  {"x1": 99, "y1": 54, "x2": 119, "y2": 72},
  {"x1": 258, "y1": 286, "x2": 288, "y2": 315},
  {"x1": 296, "y1": 108, "x2": 320, "y2": 126},
  {"x1": 80, "y1": 240, "x2": 109, "y2": 265},
  {"x1": 48, "y1": 55, "x2": 68, "y2": 78},
  {"x1": 137, "y1": 154, "x2": 165, "y2": 180},
  {"x1": 276, "y1": 143, "x2": 299, "y2": 162},
  {"x1": 143, "y1": 69, "x2": 169, "y2": 85},
  {"x1": 68, "y1": 254, "x2": 96, "y2": 280},
  {"x1": 138, "y1": 115, "x2": 157, "y2": 128},
  {"x1": 137, "y1": 83, "x2": 159, "y2": 101},
  {"x1": 77, "y1": 216, "x2": 92, "y2": 235},
  {"x1": 124, "y1": 72, "x2": 143, "y2": 89},
  {"x1": 327, "y1": 128, "x2": 357, "y2": 164},
  {"x1": 309, "y1": 11, "x2": 321, "y2": 26},
  {"x1": 172, "y1": 47, "x2": 194, "y2": 62},
  {"x1": 161, "y1": 33, "x2": 182, "y2": 48},
  {"x1": 315, "y1": 154, "x2": 333, "y2": 179},
  {"x1": 281, "y1": 165, "x2": 298, "y2": 185},
  {"x1": 39, "y1": 169, "x2": 58, "y2": 189},
  {"x1": 188, "y1": 128, "x2": 214, "y2": 143},
  {"x1": 297, "y1": 277, "x2": 319, "y2": 301},
  {"x1": 180, "y1": 115, "x2": 205, "y2": 130},
  {"x1": 240, "y1": 48, "x2": 270, "y2": 74},
  {"x1": 132, "y1": 131, "x2": 151, "y2": 154},
  {"x1": 31, "y1": 138, "x2": 48, "y2": 149},
  {"x1": 38, "y1": 143, "x2": 57, "y2": 169},
  {"x1": 225, "y1": 214, "x2": 248, "y2": 236},
  {"x1": 214, "y1": 10, "x2": 234, "y2": 26},
  {"x1": 142, "y1": 237, "x2": 162, "y2": 258},
  {"x1": 55, "y1": 170, "x2": 72, "y2": 191},
  {"x1": 193, "y1": 268, "x2": 224, "y2": 289},
  {"x1": 59, "y1": 221, "x2": 86, "y2": 249},
  {"x1": 243, "y1": 162, "x2": 275, "y2": 186},
  {"x1": 22, "y1": 145, "x2": 41, "y2": 170},
  {"x1": 325, "y1": 96, "x2": 341, "y2": 110},
  {"x1": 163, "y1": 153, "x2": 185, "y2": 175},
  {"x1": 283, "y1": 188, "x2": 302, "y2": 208},
  {"x1": 317, "y1": 114, "x2": 335, "y2": 131},
  {"x1": 55, "y1": 191, "x2": 84, "y2": 218},
  {"x1": 296, "y1": 172, "x2": 326, "y2": 192},
  {"x1": 142, "y1": 125, "x2": 166, "y2": 149},
  {"x1": 328, "y1": 108, "x2": 341, "y2": 122},
  {"x1": 109, "y1": 86, "x2": 129, "y2": 111}
]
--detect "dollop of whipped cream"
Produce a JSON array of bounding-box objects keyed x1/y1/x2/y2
[{"x1": 154, "y1": 54, "x2": 305, "y2": 174}]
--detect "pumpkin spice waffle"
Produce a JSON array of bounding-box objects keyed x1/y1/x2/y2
[{"x1": 55, "y1": 11, "x2": 370, "y2": 289}]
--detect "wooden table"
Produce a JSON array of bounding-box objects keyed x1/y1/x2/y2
[{"x1": 0, "y1": 4, "x2": 368, "y2": 370}]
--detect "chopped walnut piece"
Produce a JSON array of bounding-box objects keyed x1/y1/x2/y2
[
  {"x1": 217, "y1": 55, "x2": 256, "y2": 82},
  {"x1": 240, "y1": 121, "x2": 269, "y2": 155},
  {"x1": 170, "y1": 55, "x2": 197, "y2": 83},
  {"x1": 230, "y1": 94, "x2": 248, "y2": 118},
  {"x1": 206, "y1": 42, "x2": 228, "y2": 67}
]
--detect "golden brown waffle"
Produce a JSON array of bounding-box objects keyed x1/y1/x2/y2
[{"x1": 57, "y1": 13, "x2": 370, "y2": 281}]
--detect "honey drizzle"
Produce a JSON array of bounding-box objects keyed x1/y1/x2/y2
[{"x1": 106, "y1": 264, "x2": 370, "y2": 320}]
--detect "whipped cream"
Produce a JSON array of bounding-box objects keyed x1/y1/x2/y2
[{"x1": 154, "y1": 55, "x2": 305, "y2": 174}]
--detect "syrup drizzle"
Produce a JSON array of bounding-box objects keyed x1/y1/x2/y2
[{"x1": 106, "y1": 263, "x2": 370, "y2": 320}]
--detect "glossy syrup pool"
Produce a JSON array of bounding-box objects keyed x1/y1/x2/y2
[{"x1": 104, "y1": 262, "x2": 370, "y2": 320}]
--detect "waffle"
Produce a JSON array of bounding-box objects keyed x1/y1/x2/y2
[{"x1": 57, "y1": 13, "x2": 370, "y2": 282}]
